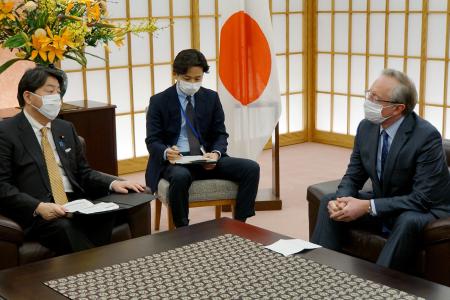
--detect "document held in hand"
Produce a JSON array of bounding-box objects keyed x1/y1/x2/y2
[
  {"x1": 63, "y1": 199, "x2": 119, "y2": 214},
  {"x1": 174, "y1": 155, "x2": 217, "y2": 165}
]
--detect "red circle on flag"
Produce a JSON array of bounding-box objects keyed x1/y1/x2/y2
[{"x1": 219, "y1": 11, "x2": 271, "y2": 106}]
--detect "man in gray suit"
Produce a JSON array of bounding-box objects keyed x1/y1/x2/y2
[{"x1": 311, "y1": 69, "x2": 450, "y2": 273}]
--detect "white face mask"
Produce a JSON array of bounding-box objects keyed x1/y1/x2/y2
[
  {"x1": 30, "y1": 92, "x2": 62, "y2": 120},
  {"x1": 178, "y1": 80, "x2": 202, "y2": 96},
  {"x1": 364, "y1": 99, "x2": 397, "y2": 124}
]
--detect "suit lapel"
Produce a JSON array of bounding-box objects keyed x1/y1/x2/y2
[
  {"x1": 17, "y1": 112, "x2": 51, "y2": 191},
  {"x1": 193, "y1": 88, "x2": 206, "y2": 141},
  {"x1": 382, "y1": 113, "x2": 415, "y2": 193},
  {"x1": 169, "y1": 85, "x2": 182, "y2": 140}
]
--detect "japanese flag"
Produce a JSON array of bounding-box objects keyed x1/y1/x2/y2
[{"x1": 218, "y1": 0, "x2": 281, "y2": 160}]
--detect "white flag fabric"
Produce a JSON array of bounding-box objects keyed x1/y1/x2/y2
[{"x1": 218, "y1": 0, "x2": 281, "y2": 160}]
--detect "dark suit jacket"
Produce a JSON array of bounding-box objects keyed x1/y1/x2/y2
[
  {"x1": 337, "y1": 112, "x2": 450, "y2": 219},
  {"x1": 145, "y1": 85, "x2": 229, "y2": 192},
  {"x1": 0, "y1": 112, "x2": 117, "y2": 228}
]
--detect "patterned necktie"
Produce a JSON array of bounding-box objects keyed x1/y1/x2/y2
[
  {"x1": 185, "y1": 96, "x2": 202, "y2": 155},
  {"x1": 380, "y1": 130, "x2": 389, "y2": 179},
  {"x1": 41, "y1": 127, "x2": 68, "y2": 205}
]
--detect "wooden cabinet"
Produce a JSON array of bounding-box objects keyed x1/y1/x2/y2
[{"x1": 0, "y1": 101, "x2": 118, "y2": 176}]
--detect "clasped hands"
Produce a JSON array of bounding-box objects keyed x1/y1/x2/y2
[
  {"x1": 328, "y1": 197, "x2": 370, "y2": 222},
  {"x1": 167, "y1": 146, "x2": 219, "y2": 170},
  {"x1": 35, "y1": 180, "x2": 145, "y2": 221}
]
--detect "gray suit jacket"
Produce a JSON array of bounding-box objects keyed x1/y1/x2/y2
[
  {"x1": 336, "y1": 112, "x2": 450, "y2": 219},
  {"x1": 0, "y1": 112, "x2": 117, "y2": 228}
]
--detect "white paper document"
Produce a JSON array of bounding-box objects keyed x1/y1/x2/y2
[
  {"x1": 174, "y1": 155, "x2": 217, "y2": 165},
  {"x1": 63, "y1": 199, "x2": 119, "y2": 214},
  {"x1": 265, "y1": 239, "x2": 322, "y2": 257}
]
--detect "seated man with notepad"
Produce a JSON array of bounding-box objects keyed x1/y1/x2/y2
[
  {"x1": 0, "y1": 66, "x2": 145, "y2": 255},
  {"x1": 145, "y1": 49, "x2": 260, "y2": 228}
]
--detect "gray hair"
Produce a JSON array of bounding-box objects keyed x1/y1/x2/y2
[{"x1": 381, "y1": 69, "x2": 418, "y2": 115}]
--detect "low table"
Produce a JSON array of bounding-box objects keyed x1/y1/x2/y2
[{"x1": 0, "y1": 218, "x2": 448, "y2": 299}]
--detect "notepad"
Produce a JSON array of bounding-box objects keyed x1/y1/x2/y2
[
  {"x1": 63, "y1": 199, "x2": 119, "y2": 214},
  {"x1": 174, "y1": 155, "x2": 217, "y2": 165}
]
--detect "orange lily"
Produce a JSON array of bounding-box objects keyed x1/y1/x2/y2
[
  {"x1": 30, "y1": 30, "x2": 51, "y2": 61},
  {"x1": 0, "y1": 0, "x2": 15, "y2": 21}
]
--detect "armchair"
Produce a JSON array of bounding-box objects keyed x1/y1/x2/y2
[{"x1": 306, "y1": 142, "x2": 450, "y2": 287}]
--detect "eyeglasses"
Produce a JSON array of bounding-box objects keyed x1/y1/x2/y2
[{"x1": 365, "y1": 90, "x2": 401, "y2": 105}]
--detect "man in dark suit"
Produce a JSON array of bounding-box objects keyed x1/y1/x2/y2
[
  {"x1": 311, "y1": 69, "x2": 450, "y2": 273},
  {"x1": 0, "y1": 66, "x2": 145, "y2": 255},
  {"x1": 145, "y1": 49, "x2": 260, "y2": 227}
]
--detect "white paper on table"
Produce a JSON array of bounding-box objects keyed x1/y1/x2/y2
[
  {"x1": 174, "y1": 155, "x2": 217, "y2": 164},
  {"x1": 63, "y1": 199, "x2": 119, "y2": 214},
  {"x1": 265, "y1": 239, "x2": 322, "y2": 257}
]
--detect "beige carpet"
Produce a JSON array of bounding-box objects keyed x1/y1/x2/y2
[{"x1": 122, "y1": 142, "x2": 352, "y2": 240}]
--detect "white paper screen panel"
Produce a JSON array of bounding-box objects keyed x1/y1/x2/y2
[
  {"x1": 334, "y1": 13, "x2": 349, "y2": 53},
  {"x1": 350, "y1": 97, "x2": 364, "y2": 135},
  {"x1": 199, "y1": 0, "x2": 215, "y2": 15},
  {"x1": 130, "y1": 0, "x2": 148, "y2": 18},
  {"x1": 427, "y1": 14, "x2": 447, "y2": 58},
  {"x1": 272, "y1": 15, "x2": 287, "y2": 54},
  {"x1": 152, "y1": 20, "x2": 171, "y2": 63},
  {"x1": 406, "y1": 58, "x2": 421, "y2": 96},
  {"x1": 202, "y1": 62, "x2": 217, "y2": 91},
  {"x1": 387, "y1": 13, "x2": 405, "y2": 55},
  {"x1": 335, "y1": 0, "x2": 349, "y2": 11},
  {"x1": 318, "y1": 0, "x2": 332, "y2": 11},
  {"x1": 151, "y1": 0, "x2": 169, "y2": 17},
  {"x1": 289, "y1": 94, "x2": 303, "y2": 131},
  {"x1": 110, "y1": 69, "x2": 131, "y2": 114},
  {"x1": 200, "y1": 18, "x2": 217, "y2": 59},
  {"x1": 425, "y1": 61, "x2": 445, "y2": 105},
  {"x1": 272, "y1": 0, "x2": 286, "y2": 12},
  {"x1": 85, "y1": 46, "x2": 105, "y2": 69},
  {"x1": 333, "y1": 95, "x2": 348, "y2": 134},
  {"x1": 153, "y1": 65, "x2": 173, "y2": 95},
  {"x1": 352, "y1": 13, "x2": 366, "y2": 53},
  {"x1": 289, "y1": 14, "x2": 302, "y2": 52},
  {"x1": 318, "y1": 14, "x2": 332, "y2": 52},
  {"x1": 64, "y1": 72, "x2": 84, "y2": 101},
  {"x1": 173, "y1": 0, "x2": 190, "y2": 16},
  {"x1": 370, "y1": 0, "x2": 386, "y2": 11},
  {"x1": 352, "y1": 0, "x2": 367, "y2": 11},
  {"x1": 289, "y1": 54, "x2": 302, "y2": 92},
  {"x1": 316, "y1": 93, "x2": 331, "y2": 131},
  {"x1": 107, "y1": 1, "x2": 126, "y2": 19},
  {"x1": 334, "y1": 55, "x2": 348, "y2": 94},
  {"x1": 134, "y1": 113, "x2": 148, "y2": 157},
  {"x1": 425, "y1": 106, "x2": 443, "y2": 135},
  {"x1": 116, "y1": 115, "x2": 134, "y2": 160},
  {"x1": 317, "y1": 54, "x2": 332, "y2": 91},
  {"x1": 389, "y1": 0, "x2": 405, "y2": 10},
  {"x1": 409, "y1": 0, "x2": 423, "y2": 11},
  {"x1": 446, "y1": 109, "x2": 450, "y2": 139},
  {"x1": 86, "y1": 71, "x2": 108, "y2": 103},
  {"x1": 428, "y1": 0, "x2": 447, "y2": 11},
  {"x1": 351, "y1": 55, "x2": 366, "y2": 95},
  {"x1": 407, "y1": 13, "x2": 422, "y2": 57},
  {"x1": 173, "y1": 19, "x2": 192, "y2": 57},
  {"x1": 132, "y1": 67, "x2": 152, "y2": 112},
  {"x1": 108, "y1": 36, "x2": 129, "y2": 67},
  {"x1": 277, "y1": 55, "x2": 287, "y2": 94},
  {"x1": 290, "y1": 0, "x2": 302, "y2": 11},
  {"x1": 369, "y1": 14, "x2": 385, "y2": 55},
  {"x1": 131, "y1": 24, "x2": 151, "y2": 65}
]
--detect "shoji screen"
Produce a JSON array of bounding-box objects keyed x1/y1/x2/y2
[
  {"x1": 314, "y1": 0, "x2": 449, "y2": 144},
  {"x1": 62, "y1": 0, "x2": 192, "y2": 173},
  {"x1": 199, "y1": 0, "x2": 305, "y2": 144}
]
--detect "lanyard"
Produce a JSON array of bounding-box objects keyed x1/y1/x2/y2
[{"x1": 178, "y1": 99, "x2": 204, "y2": 146}]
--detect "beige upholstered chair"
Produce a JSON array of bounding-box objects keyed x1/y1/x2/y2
[{"x1": 154, "y1": 179, "x2": 238, "y2": 230}]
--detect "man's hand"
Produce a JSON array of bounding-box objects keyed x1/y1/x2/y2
[
  {"x1": 329, "y1": 197, "x2": 370, "y2": 222},
  {"x1": 327, "y1": 200, "x2": 345, "y2": 215},
  {"x1": 111, "y1": 181, "x2": 146, "y2": 193},
  {"x1": 202, "y1": 152, "x2": 219, "y2": 170},
  {"x1": 35, "y1": 202, "x2": 66, "y2": 221},
  {"x1": 167, "y1": 146, "x2": 182, "y2": 164}
]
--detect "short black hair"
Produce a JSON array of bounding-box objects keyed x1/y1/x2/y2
[
  {"x1": 173, "y1": 49, "x2": 210, "y2": 75},
  {"x1": 17, "y1": 65, "x2": 67, "y2": 107}
]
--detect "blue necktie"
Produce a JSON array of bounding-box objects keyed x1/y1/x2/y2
[{"x1": 380, "y1": 130, "x2": 389, "y2": 180}]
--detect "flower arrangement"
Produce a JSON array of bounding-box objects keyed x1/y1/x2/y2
[{"x1": 0, "y1": 0, "x2": 157, "y2": 73}]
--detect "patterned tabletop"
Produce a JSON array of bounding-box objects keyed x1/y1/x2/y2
[{"x1": 45, "y1": 234, "x2": 423, "y2": 300}]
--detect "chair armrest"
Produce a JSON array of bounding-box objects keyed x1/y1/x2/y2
[
  {"x1": 423, "y1": 217, "x2": 450, "y2": 245},
  {"x1": 0, "y1": 214, "x2": 24, "y2": 244}
]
